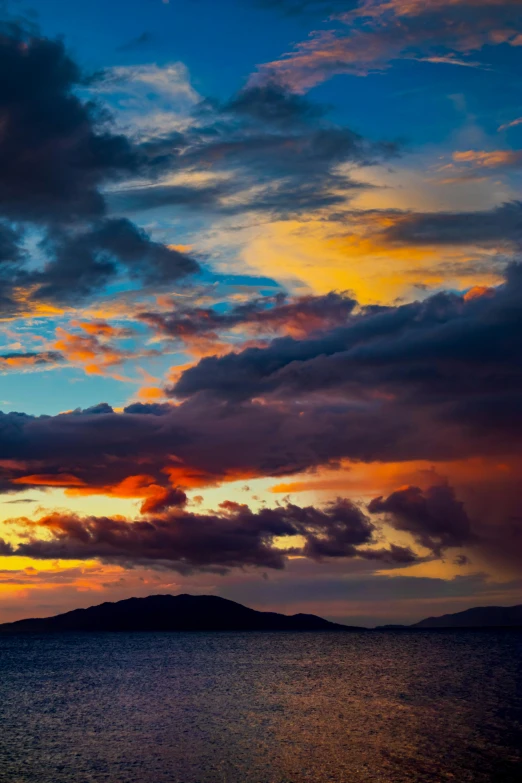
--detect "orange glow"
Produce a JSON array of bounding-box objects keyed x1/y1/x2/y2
[
  {"x1": 54, "y1": 327, "x2": 126, "y2": 368},
  {"x1": 452, "y1": 149, "x2": 522, "y2": 168},
  {"x1": 464, "y1": 285, "x2": 495, "y2": 301},
  {"x1": 168, "y1": 243, "x2": 194, "y2": 254},
  {"x1": 72, "y1": 320, "x2": 130, "y2": 338},
  {"x1": 13, "y1": 473, "x2": 86, "y2": 487},
  {"x1": 270, "y1": 455, "x2": 522, "y2": 498},
  {"x1": 136, "y1": 385, "x2": 165, "y2": 401},
  {"x1": 66, "y1": 474, "x2": 168, "y2": 500},
  {"x1": 0, "y1": 354, "x2": 59, "y2": 371},
  {"x1": 242, "y1": 217, "x2": 501, "y2": 303}
]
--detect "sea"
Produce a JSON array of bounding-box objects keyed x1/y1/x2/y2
[{"x1": 0, "y1": 631, "x2": 521, "y2": 783}]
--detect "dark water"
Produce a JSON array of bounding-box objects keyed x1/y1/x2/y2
[{"x1": 0, "y1": 632, "x2": 521, "y2": 783}]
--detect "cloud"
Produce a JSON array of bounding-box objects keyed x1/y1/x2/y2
[
  {"x1": 2, "y1": 497, "x2": 38, "y2": 504},
  {"x1": 0, "y1": 24, "x2": 200, "y2": 312},
  {"x1": 0, "y1": 259, "x2": 518, "y2": 574},
  {"x1": 498, "y1": 117, "x2": 522, "y2": 131},
  {"x1": 368, "y1": 483, "x2": 473, "y2": 555},
  {"x1": 0, "y1": 351, "x2": 63, "y2": 373},
  {"x1": 113, "y1": 82, "x2": 397, "y2": 218},
  {"x1": 170, "y1": 262, "x2": 522, "y2": 413},
  {"x1": 92, "y1": 62, "x2": 200, "y2": 138},
  {"x1": 0, "y1": 265, "x2": 519, "y2": 500},
  {"x1": 140, "y1": 291, "x2": 358, "y2": 354},
  {"x1": 255, "y1": 0, "x2": 522, "y2": 90},
  {"x1": 434, "y1": 150, "x2": 522, "y2": 182},
  {"x1": 29, "y1": 218, "x2": 199, "y2": 305},
  {"x1": 0, "y1": 23, "x2": 140, "y2": 223},
  {"x1": 2, "y1": 496, "x2": 417, "y2": 572},
  {"x1": 376, "y1": 201, "x2": 522, "y2": 247},
  {"x1": 451, "y1": 150, "x2": 522, "y2": 169},
  {"x1": 53, "y1": 325, "x2": 132, "y2": 376},
  {"x1": 139, "y1": 486, "x2": 187, "y2": 514}
]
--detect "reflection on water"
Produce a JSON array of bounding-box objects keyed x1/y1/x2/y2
[{"x1": 0, "y1": 631, "x2": 521, "y2": 782}]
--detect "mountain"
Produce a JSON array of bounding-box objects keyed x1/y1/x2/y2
[
  {"x1": 410, "y1": 604, "x2": 522, "y2": 629},
  {"x1": 0, "y1": 594, "x2": 365, "y2": 633}
]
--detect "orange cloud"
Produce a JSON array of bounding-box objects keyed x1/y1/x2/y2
[
  {"x1": 452, "y1": 149, "x2": 522, "y2": 168},
  {"x1": 0, "y1": 351, "x2": 62, "y2": 372},
  {"x1": 54, "y1": 326, "x2": 128, "y2": 373},
  {"x1": 13, "y1": 473, "x2": 85, "y2": 488},
  {"x1": 463, "y1": 285, "x2": 495, "y2": 301},
  {"x1": 498, "y1": 117, "x2": 522, "y2": 131},
  {"x1": 53, "y1": 321, "x2": 157, "y2": 379},
  {"x1": 72, "y1": 320, "x2": 133, "y2": 339},
  {"x1": 254, "y1": 0, "x2": 520, "y2": 91},
  {"x1": 136, "y1": 385, "x2": 165, "y2": 401},
  {"x1": 65, "y1": 474, "x2": 169, "y2": 500}
]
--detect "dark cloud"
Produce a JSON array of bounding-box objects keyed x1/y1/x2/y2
[
  {"x1": 357, "y1": 543, "x2": 421, "y2": 564},
  {"x1": 140, "y1": 486, "x2": 187, "y2": 514},
  {"x1": 0, "y1": 221, "x2": 28, "y2": 314},
  {"x1": 2, "y1": 497, "x2": 416, "y2": 572},
  {"x1": 369, "y1": 474, "x2": 522, "y2": 571},
  {"x1": 30, "y1": 218, "x2": 199, "y2": 304},
  {"x1": 0, "y1": 266, "x2": 520, "y2": 496},
  {"x1": 109, "y1": 181, "x2": 233, "y2": 214},
  {"x1": 140, "y1": 291, "x2": 357, "y2": 346},
  {"x1": 381, "y1": 201, "x2": 522, "y2": 248},
  {"x1": 118, "y1": 83, "x2": 396, "y2": 217},
  {"x1": 224, "y1": 83, "x2": 325, "y2": 127},
  {"x1": 0, "y1": 222, "x2": 25, "y2": 268},
  {"x1": 0, "y1": 399, "x2": 406, "y2": 493},
  {"x1": 368, "y1": 484, "x2": 473, "y2": 556},
  {"x1": 0, "y1": 24, "x2": 393, "y2": 308},
  {"x1": 123, "y1": 402, "x2": 173, "y2": 416},
  {"x1": 2, "y1": 498, "x2": 38, "y2": 504},
  {"x1": 454, "y1": 554, "x2": 470, "y2": 566},
  {"x1": 170, "y1": 263, "x2": 522, "y2": 438},
  {"x1": 0, "y1": 22, "x2": 199, "y2": 308},
  {"x1": 0, "y1": 23, "x2": 139, "y2": 224}
]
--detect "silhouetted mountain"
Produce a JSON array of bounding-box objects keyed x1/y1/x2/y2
[
  {"x1": 377, "y1": 604, "x2": 522, "y2": 629},
  {"x1": 0, "y1": 594, "x2": 365, "y2": 633},
  {"x1": 411, "y1": 604, "x2": 522, "y2": 628}
]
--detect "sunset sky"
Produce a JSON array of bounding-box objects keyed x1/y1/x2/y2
[{"x1": 0, "y1": 0, "x2": 521, "y2": 627}]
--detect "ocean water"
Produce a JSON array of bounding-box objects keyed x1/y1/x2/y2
[{"x1": 0, "y1": 631, "x2": 521, "y2": 783}]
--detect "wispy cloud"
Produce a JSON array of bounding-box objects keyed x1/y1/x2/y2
[{"x1": 254, "y1": 0, "x2": 522, "y2": 90}]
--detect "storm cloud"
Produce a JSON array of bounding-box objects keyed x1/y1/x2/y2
[
  {"x1": 369, "y1": 484, "x2": 474, "y2": 556},
  {"x1": 0, "y1": 266, "x2": 521, "y2": 498},
  {"x1": 0, "y1": 21, "x2": 200, "y2": 311},
  {"x1": 2, "y1": 497, "x2": 417, "y2": 572},
  {"x1": 170, "y1": 263, "x2": 522, "y2": 438},
  {"x1": 140, "y1": 290, "x2": 358, "y2": 351}
]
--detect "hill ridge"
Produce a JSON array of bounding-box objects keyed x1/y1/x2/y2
[{"x1": 0, "y1": 593, "x2": 365, "y2": 633}]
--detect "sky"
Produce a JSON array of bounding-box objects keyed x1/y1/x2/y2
[{"x1": 0, "y1": 0, "x2": 521, "y2": 627}]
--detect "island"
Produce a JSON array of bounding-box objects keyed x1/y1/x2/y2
[{"x1": 0, "y1": 593, "x2": 365, "y2": 633}]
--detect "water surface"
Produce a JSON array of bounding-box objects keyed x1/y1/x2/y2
[{"x1": 0, "y1": 631, "x2": 521, "y2": 782}]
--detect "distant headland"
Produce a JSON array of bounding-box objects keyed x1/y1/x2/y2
[{"x1": 378, "y1": 603, "x2": 522, "y2": 630}]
